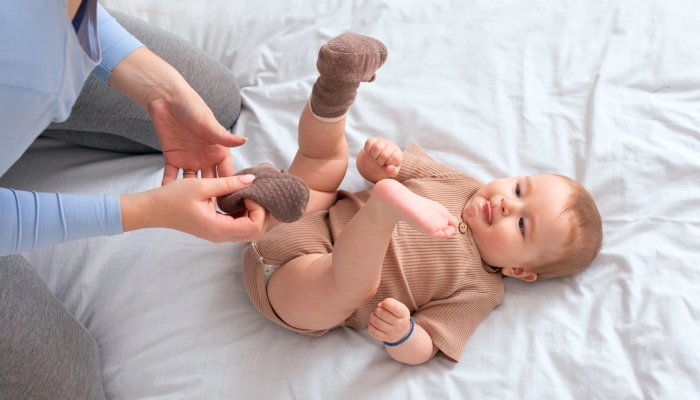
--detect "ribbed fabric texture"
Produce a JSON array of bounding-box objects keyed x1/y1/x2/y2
[{"x1": 242, "y1": 143, "x2": 504, "y2": 362}]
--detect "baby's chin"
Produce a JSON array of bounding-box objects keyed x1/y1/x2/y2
[
  {"x1": 462, "y1": 197, "x2": 478, "y2": 223},
  {"x1": 463, "y1": 202, "x2": 491, "y2": 237}
]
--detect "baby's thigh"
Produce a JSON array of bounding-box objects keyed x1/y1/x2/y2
[{"x1": 267, "y1": 253, "x2": 355, "y2": 331}]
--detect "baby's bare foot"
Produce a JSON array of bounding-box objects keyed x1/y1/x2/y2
[{"x1": 370, "y1": 179, "x2": 458, "y2": 239}]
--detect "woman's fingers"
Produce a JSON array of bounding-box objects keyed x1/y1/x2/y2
[
  {"x1": 129, "y1": 176, "x2": 266, "y2": 242},
  {"x1": 206, "y1": 200, "x2": 267, "y2": 242},
  {"x1": 201, "y1": 166, "x2": 216, "y2": 179},
  {"x1": 162, "y1": 163, "x2": 180, "y2": 185},
  {"x1": 215, "y1": 152, "x2": 235, "y2": 178},
  {"x1": 242, "y1": 199, "x2": 269, "y2": 238},
  {"x1": 201, "y1": 175, "x2": 256, "y2": 198},
  {"x1": 201, "y1": 116, "x2": 247, "y2": 149}
]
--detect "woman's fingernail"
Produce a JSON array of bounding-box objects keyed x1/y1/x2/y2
[
  {"x1": 234, "y1": 135, "x2": 248, "y2": 141},
  {"x1": 239, "y1": 174, "x2": 255, "y2": 184}
]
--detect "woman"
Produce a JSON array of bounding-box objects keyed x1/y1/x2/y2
[{"x1": 0, "y1": 0, "x2": 265, "y2": 397}]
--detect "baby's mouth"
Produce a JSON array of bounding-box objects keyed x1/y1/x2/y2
[{"x1": 484, "y1": 201, "x2": 492, "y2": 224}]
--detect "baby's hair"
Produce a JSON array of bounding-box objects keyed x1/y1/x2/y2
[{"x1": 529, "y1": 175, "x2": 603, "y2": 280}]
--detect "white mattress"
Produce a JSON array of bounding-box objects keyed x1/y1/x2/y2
[{"x1": 2, "y1": 0, "x2": 699, "y2": 398}]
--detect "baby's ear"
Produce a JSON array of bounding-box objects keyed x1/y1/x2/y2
[{"x1": 502, "y1": 267, "x2": 538, "y2": 282}]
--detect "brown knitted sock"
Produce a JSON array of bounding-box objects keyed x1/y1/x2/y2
[
  {"x1": 309, "y1": 33, "x2": 388, "y2": 121},
  {"x1": 217, "y1": 163, "x2": 310, "y2": 223}
]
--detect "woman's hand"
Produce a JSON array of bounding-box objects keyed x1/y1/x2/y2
[
  {"x1": 120, "y1": 175, "x2": 268, "y2": 243},
  {"x1": 108, "y1": 47, "x2": 246, "y2": 185},
  {"x1": 368, "y1": 298, "x2": 412, "y2": 344},
  {"x1": 148, "y1": 85, "x2": 245, "y2": 184},
  {"x1": 357, "y1": 138, "x2": 403, "y2": 183}
]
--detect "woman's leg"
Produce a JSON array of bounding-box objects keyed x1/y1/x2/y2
[
  {"x1": 0, "y1": 254, "x2": 105, "y2": 399},
  {"x1": 268, "y1": 179, "x2": 457, "y2": 331},
  {"x1": 42, "y1": 9, "x2": 240, "y2": 153}
]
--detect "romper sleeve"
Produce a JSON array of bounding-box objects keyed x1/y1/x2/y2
[
  {"x1": 411, "y1": 290, "x2": 502, "y2": 363},
  {"x1": 393, "y1": 143, "x2": 464, "y2": 183}
]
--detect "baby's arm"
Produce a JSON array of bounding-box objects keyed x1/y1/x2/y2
[
  {"x1": 356, "y1": 138, "x2": 403, "y2": 184},
  {"x1": 368, "y1": 298, "x2": 439, "y2": 365}
]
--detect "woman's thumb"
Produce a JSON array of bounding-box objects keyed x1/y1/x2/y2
[{"x1": 205, "y1": 119, "x2": 247, "y2": 147}]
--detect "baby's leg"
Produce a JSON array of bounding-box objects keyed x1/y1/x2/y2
[
  {"x1": 287, "y1": 33, "x2": 388, "y2": 214},
  {"x1": 267, "y1": 179, "x2": 457, "y2": 331}
]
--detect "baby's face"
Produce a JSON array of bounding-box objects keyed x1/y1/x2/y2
[{"x1": 463, "y1": 174, "x2": 572, "y2": 271}]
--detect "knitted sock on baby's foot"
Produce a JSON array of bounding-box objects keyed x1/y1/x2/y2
[
  {"x1": 217, "y1": 163, "x2": 309, "y2": 223},
  {"x1": 309, "y1": 33, "x2": 388, "y2": 122}
]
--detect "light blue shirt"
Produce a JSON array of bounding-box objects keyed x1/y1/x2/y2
[{"x1": 0, "y1": 0, "x2": 144, "y2": 256}]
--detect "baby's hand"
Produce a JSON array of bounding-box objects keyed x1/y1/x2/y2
[
  {"x1": 368, "y1": 298, "x2": 412, "y2": 344},
  {"x1": 362, "y1": 138, "x2": 402, "y2": 178}
]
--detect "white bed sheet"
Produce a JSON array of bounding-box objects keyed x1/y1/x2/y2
[{"x1": 2, "y1": 0, "x2": 699, "y2": 398}]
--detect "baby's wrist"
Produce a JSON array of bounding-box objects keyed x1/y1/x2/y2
[{"x1": 383, "y1": 317, "x2": 415, "y2": 347}]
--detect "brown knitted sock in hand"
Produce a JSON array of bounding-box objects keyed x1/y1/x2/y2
[
  {"x1": 309, "y1": 33, "x2": 388, "y2": 121},
  {"x1": 217, "y1": 163, "x2": 310, "y2": 223}
]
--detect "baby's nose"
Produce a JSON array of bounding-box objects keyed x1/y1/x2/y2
[
  {"x1": 500, "y1": 197, "x2": 521, "y2": 216},
  {"x1": 500, "y1": 198, "x2": 509, "y2": 216}
]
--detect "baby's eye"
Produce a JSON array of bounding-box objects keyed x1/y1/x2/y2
[
  {"x1": 519, "y1": 218, "x2": 525, "y2": 235},
  {"x1": 515, "y1": 184, "x2": 521, "y2": 198}
]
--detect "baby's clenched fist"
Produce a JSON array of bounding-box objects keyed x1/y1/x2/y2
[
  {"x1": 367, "y1": 298, "x2": 412, "y2": 344},
  {"x1": 362, "y1": 138, "x2": 402, "y2": 178}
]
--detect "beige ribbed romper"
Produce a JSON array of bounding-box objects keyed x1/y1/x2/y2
[{"x1": 242, "y1": 143, "x2": 504, "y2": 362}]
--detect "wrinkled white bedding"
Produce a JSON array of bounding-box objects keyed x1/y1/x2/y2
[{"x1": 2, "y1": 0, "x2": 699, "y2": 398}]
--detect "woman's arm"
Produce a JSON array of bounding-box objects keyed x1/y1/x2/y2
[
  {"x1": 0, "y1": 174, "x2": 266, "y2": 257},
  {"x1": 120, "y1": 175, "x2": 267, "y2": 243},
  {"x1": 0, "y1": 188, "x2": 122, "y2": 257},
  {"x1": 108, "y1": 46, "x2": 247, "y2": 184},
  {"x1": 93, "y1": 5, "x2": 245, "y2": 184}
]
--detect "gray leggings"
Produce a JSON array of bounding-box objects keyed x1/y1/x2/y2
[
  {"x1": 43, "y1": 9, "x2": 241, "y2": 154},
  {"x1": 1, "y1": 11, "x2": 240, "y2": 399},
  {"x1": 0, "y1": 254, "x2": 105, "y2": 399}
]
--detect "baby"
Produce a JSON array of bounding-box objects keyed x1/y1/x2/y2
[{"x1": 232, "y1": 33, "x2": 603, "y2": 365}]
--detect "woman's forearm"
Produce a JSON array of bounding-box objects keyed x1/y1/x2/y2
[
  {"x1": 119, "y1": 191, "x2": 154, "y2": 233},
  {"x1": 107, "y1": 46, "x2": 189, "y2": 111},
  {"x1": 1, "y1": 188, "x2": 122, "y2": 256}
]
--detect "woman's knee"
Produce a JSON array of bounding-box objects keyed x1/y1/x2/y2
[
  {"x1": 0, "y1": 254, "x2": 106, "y2": 399},
  {"x1": 108, "y1": 9, "x2": 241, "y2": 130}
]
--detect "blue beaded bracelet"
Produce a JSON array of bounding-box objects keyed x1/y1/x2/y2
[{"x1": 383, "y1": 317, "x2": 415, "y2": 347}]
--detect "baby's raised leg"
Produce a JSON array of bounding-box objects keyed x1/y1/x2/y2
[
  {"x1": 267, "y1": 179, "x2": 458, "y2": 331},
  {"x1": 287, "y1": 33, "x2": 388, "y2": 213}
]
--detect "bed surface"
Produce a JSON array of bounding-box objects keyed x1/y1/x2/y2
[{"x1": 2, "y1": 0, "x2": 699, "y2": 398}]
